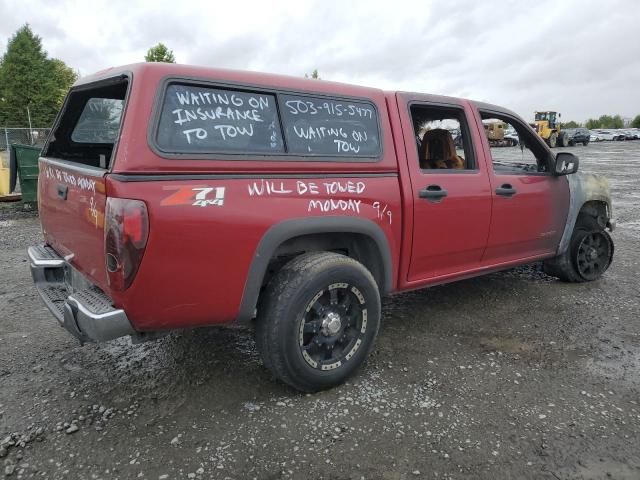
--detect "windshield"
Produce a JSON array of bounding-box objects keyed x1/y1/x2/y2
[{"x1": 535, "y1": 112, "x2": 556, "y2": 122}]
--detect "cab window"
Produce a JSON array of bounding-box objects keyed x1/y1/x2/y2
[
  {"x1": 480, "y1": 112, "x2": 552, "y2": 175},
  {"x1": 410, "y1": 105, "x2": 475, "y2": 171}
]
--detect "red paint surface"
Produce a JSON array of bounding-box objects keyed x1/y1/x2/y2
[
  {"x1": 38, "y1": 63, "x2": 570, "y2": 332},
  {"x1": 39, "y1": 162, "x2": 109, "y2": 291}
]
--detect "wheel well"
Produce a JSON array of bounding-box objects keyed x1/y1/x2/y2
[
  {"x1": 263, "y1": 233, "x2": 385, "y2": 293},
  {"x1": 578, "y1": 200, "x2": 609, "y2": 228}
]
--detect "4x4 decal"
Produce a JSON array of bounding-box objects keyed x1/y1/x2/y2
[{"x1": 161, "y1": 186, "x2": 225, "y2": 207}]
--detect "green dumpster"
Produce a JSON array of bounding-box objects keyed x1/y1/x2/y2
[{"x1": 11, "y1": 144, "x2": 41, "y2": 203}]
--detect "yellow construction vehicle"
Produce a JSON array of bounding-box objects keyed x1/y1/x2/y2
[
  {"x1": 532, "y1": 111, "x2": 569, "y2": 148},
  {"x1": 483, "y1": 120, "x2": 519, "y2": 147}
]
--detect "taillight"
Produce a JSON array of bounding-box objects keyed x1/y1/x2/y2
[{"x1": 104, "y1": 198, "x2": 149, "y2": 290}]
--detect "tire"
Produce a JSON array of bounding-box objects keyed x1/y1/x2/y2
[
  {"x1": 568, "y1": 140, "x2": 575, "y2": 147},
  {"x1": 583, "y1": 141, "x2": 589, "y2": 146},
  {"x1": 547, "y1": 132, "x2": 558, "y2": 148},
  {"x1": 543, "y1": 216, "x2": 613, "y2": 282},
  {"x1": 255, "y1": 252, "x2": 381, "y2": 392},
  {"x1": 559, "y1": 133, "x2": 569, "y2": 147}
]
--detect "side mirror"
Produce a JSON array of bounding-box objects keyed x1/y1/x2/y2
[{"x1": 554, "y1": 152, "x2": 579, "y2": 175}]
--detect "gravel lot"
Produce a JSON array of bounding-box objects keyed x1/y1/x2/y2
[{"x1": 1, "y1": 142, "x2": 639, "y2": 479}]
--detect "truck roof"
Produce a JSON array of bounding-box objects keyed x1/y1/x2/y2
[
  {"x1": 75, "y1": 63, "x2": 522, "y2": 123},
  {"x1": 75, "y1": 62, "x2": 385, "y2": 98},
  {"x1": 75, "y1": 63, "x2": 462, "y2": 104}
]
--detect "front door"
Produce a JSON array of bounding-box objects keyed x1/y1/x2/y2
[
  {"x1": 476, "y1": 110, "x2": 570, "y2": 265},
  {"x1": 397, "y1": 95, "x2": 492, "y2": 283}
]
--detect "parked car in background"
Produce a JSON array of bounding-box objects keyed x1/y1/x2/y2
[
  {"x1": 593, "y1": 130, "x2": 618, "y2": 141},
  {"x1": 610, "y1": 130, "x2": 626, "y2": 141},
  {"x1": 565, "y1": 128, "x2": 590, "y2": 146},
  {"x1": 621, "y1": 129, "x2": 639, "y2": 140},
  {"x1": 504, "y1": 126, "x2": 519, "y2": 146},
  {"x1": 587, "y1": 129, "x2": 637, "y2": 142}
]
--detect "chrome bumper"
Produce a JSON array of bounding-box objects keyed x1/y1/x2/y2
[{"x1": 28, "y1": 245, "x2": 135, "y2": 343}]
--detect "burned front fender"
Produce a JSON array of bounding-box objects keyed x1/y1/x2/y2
[{"x1": 557, "y1": 172, "x2": 613, "y2": 255}]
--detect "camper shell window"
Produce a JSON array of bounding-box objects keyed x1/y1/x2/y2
[
  {"x1": 152, "y1": 80, "x2": 382, "y2": 160},
  {"x1": 44, "y1": 77, "x2": 129, "y2": 169}
]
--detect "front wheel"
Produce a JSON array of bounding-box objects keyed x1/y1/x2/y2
[
  {"x1": 543, "y1": 216, "x2": 613, "y2": 282},
  {"x1": 256, "y1": 252, "x2": 381, "y2": 392},
  {"x1": 559, "y1": 133, "x2": 569, "y2": 147},
  {"x1": 547, "y1": 132, "x2": 558, "y2": 148}
]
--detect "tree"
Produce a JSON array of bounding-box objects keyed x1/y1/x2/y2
[
  {"x1": 50, "y1": 58, "x2": 78, "y2": 107},
  {"x1": 0, "y1": 24, "x2": 77, "y2": 127},
  {"x1": 585, "y1": 118, "x2": 599, "y2": 129},
  {"x1": 611, "y1": 115, "x2": 624, "y2": 129},
  {"x1": 631, "y1": 115, "x2": 640, "y2": 129},
  {"x1": 585, "y1": 115, "x2": 626, "y2": 129},
  {"x1": 562, "y1": 120, "x2": 580, "y2": 129},
  {"x1": 145, "y1": 43, "x2": 176, "y2": 63},
  {"x1": 305, "y1": 69, "x2": 321, "y2": 79}
]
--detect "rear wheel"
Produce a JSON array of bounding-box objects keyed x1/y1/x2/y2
[
  {"x1": 543, "y1": 216, "x2": 613, "y2": 282},
  {"x1": 547, "y1": 132, "x2": 558, "y2": 148},
  {"x1": 256, "y1": 252, "x2": 381, "y2": 392},
  {"x1": 583, "y1": 140, "x2": 589, "y2": 146}
]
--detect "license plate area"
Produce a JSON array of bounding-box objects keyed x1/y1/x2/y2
[{"x1": 63, "y1": 263, "x2": 95, "y2": 293}]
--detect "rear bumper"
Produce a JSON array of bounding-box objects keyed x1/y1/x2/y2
[{"x1": 28, "y1": 245, "x2": 136, "y2": 343}]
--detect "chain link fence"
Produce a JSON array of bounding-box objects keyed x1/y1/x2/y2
[
  {"x1": 1, "y1": 128, "x2": 50, "y2": 171},
  {"x1": 1, "y1": 127, "x2": 51, "y2": 151}
]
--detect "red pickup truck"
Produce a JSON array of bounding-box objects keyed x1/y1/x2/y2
[{"x1": 29, "y1": 63, "x2": 614, "y2": 392}]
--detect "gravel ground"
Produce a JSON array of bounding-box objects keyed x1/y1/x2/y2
[{"x1": 1, "y1": 142, "x2": 639, "y2": 480}]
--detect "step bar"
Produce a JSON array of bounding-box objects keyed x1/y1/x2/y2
[{"x1": 28, "y1": 245, "x2": 135, "y2": 343}]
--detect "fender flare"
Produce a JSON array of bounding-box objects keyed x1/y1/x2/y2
[
  {"x1": 557, "y1": 173, "x2": 613, "y2": 255},
  {"x1": 237, "y1": 216, "x2": 393, "y2": 322}
]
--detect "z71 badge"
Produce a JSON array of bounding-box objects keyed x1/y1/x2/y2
[{"x1": 161, "y1": 186, "x2": 225, "y2": 207}]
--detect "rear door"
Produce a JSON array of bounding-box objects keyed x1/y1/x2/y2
[
  {"x1": 38, "y1": 76, "x2": 129, "y2": 291},
  {"x1": 474, "y1": 107, "x2": 570, "y2": 264},
  {"x1": 396, "y1": 94, "x2": 492, "y2": 283}
]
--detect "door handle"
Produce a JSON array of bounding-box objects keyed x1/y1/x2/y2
[
  {"x1": 419, "y1": 185, "x2": 448, "y2": 201},
  {"x1": 56, "y1": 184, "x2": 68, "y2": 200},
  {"x1": 496, "y1": 184, "x2": 516, "y2": 197}
]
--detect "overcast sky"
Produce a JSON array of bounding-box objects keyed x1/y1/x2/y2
[{"x1": 1, "y1": 0, "x2": 639, "y2": 122}]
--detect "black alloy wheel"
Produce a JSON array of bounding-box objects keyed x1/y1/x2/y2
[
  {"x1": 299, "y1": 283, "x2": 367, "y2": 371},
  {"x1": 256, "y1": 252, "x2": 381, "y2": 392},
  {"x1": 574, "y1": 230, "x2": 613, "y2": 281}
]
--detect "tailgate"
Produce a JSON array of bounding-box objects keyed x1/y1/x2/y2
[
  {"x1": 39, "y1": 158, "x2": 108, "y2": 290},
  {"x1": 36, "y1": 74, "x2": 129, "y2": 293}
]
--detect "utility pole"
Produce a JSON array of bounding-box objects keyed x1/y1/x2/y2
[{"x1": 27, "y1": 105, "x2": 34, "y2": 144}]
